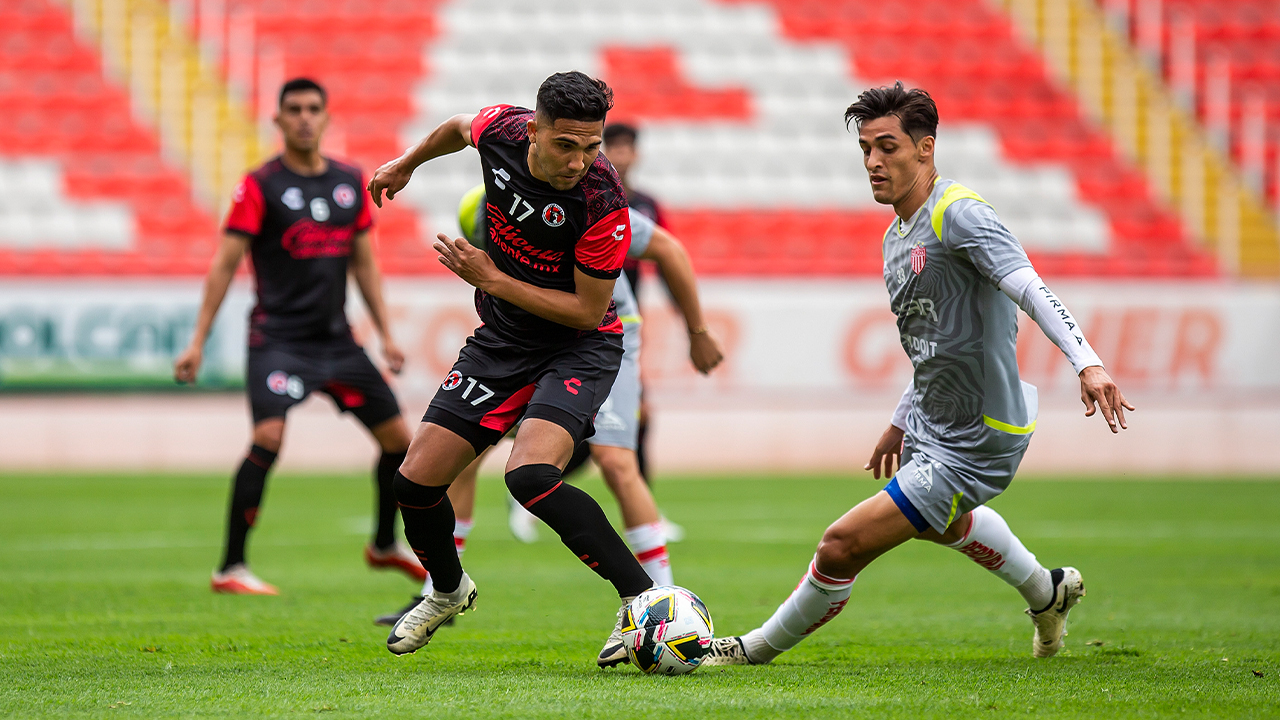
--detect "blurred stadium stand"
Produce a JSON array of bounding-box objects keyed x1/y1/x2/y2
[{"x1": 0, "y1": 0, "x2": 1275, "y2": 277}]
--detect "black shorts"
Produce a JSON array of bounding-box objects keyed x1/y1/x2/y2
[
  {"x1": 246, "y1": 335, "x2": 401, "y2": 428},
  {"x1": 423, "y1": 327, "x2": 624, "y2": 455}
]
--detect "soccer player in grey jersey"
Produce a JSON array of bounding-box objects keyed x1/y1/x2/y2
[{"x1": 705, "y1": 82, "x2": 1134, "y2": 666}]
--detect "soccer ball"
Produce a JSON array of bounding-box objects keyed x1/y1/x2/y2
[{"x1": 621, "y1": 585, "x2": 714, "y2": 675}]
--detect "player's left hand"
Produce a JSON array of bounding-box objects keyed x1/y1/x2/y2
[
  {"x1": 381, "y1": 337, "x2": 405, "y2": 375},
  {"x1": 864, "y1": 423, "x2": 905, "y2": 480},
  {"x1": 434, "y1": 233, "x2": 500, "y2": 290},
  {"x1": 688, "y1": 329, "x2": 724, "y2": 374},
  {"x1": 1079, "y1": 365, "x2": 1134, "y2": 433}
]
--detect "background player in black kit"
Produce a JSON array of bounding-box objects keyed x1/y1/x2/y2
[
  {"x1": 174, "y1": 79, "x2": 420, "y2": 595},
  {"x1": 366, "y1": 72, "x2": 653, "y2": 667}
]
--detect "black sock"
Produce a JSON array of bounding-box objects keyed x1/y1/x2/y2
[
  {"x1": 220, "y1": 444, "x2": 277, "y2": 571},
  {"x1": 635, "y1": 417, "x2": 650, "y2": 487},
  {"x1": 373, "y1": 451, "x2": 407, "y2": 549},
  {"x1": 560, "y1": 440, "x2": 593, "y2": 480},
  {"x1": 506, "y1": 464, "x2": 652, "y2": 597},
  {"x1": 393, "y1": 472, "x2": 462, "y2": 593}
]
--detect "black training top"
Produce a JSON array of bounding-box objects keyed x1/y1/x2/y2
[
  {"x1": 470, "y1": 104, "x2": 631, "y2": 349},
  {"x1": 224, "y1": 156, "x2": 373, "y2": 346}
]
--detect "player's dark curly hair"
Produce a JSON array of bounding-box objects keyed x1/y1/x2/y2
[
  {"x1": 844, "y1": 81, "x2": 937, "y2": 142},
  {"x1": 536, "y1": 71, "x2": 614, "y2": 124},
  {"x1": 279, "y1": 77, "x2": 326, "y2": 107}
]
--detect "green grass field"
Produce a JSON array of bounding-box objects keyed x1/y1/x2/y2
[{"x1": 1, "y1": 471, "x2": 1277, "y2": 718}]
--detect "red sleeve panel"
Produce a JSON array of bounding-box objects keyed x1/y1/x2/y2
[
  {"x1": 225, "y1": 174, "x2": 265, "y2": 238},
  {"x1": 354, "y1": 172, "x2": 374, "y2": 233},
  {"x1": 576, "y1": 207, "x2": 631, "y2": 279},
  {"x1": 470, "y1": 104, "x2": 515, "y2": 145}
]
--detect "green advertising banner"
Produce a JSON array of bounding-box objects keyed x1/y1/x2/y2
[{"x1": 0, "y1": 281, "x2": 253, "y2": 391}]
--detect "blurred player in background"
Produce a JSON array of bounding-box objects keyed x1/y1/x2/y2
[
  {"x1": 174, "y1": 78, "x2": 420, "y2": 595},
  {"x1": 372, "y1": 192, "x2": 724, "y2": 627},
  {"x1": 599, "y1": 124, "x2": 667, "y2": 527},
  {"x1": 705, "y1": 83, "x2": 1135, "y2": 665},
  {"x1": 366, "y1": 71, "x2": 654, "y2": 667}
]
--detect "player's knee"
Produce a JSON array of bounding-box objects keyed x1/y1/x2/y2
[
  {"x1": 373, "y1": 416, "x2": 411, "y2": 454},
  {"x1": 252, "y1": 420, "x2": 285, "y2": 454},
  {"x1": 393, "y1": 471, "x2": 448, "y2": 508},
  {"x1": 817, "y1": 525, "x2": 872, "y2": 566},
  {"x1": 593, "y1": 447, "x2": 640, "y2": 490},
  {"x1": 505, "y1": 464, "x2": 560, "y2": 506}
]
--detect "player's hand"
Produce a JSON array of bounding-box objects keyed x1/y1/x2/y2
[
  {"x1": 1079, "y1": 365, "x2": 1134, "y2": 433},
  {"x1": 688, "y1": 329, "x2": 724, "y2": 374},
  {"x1": 434, "y1": 233, "x2": 500, "y2": 290},
  {"x1": 173, "y1": 344, "x2": 202, "y2": 385},
  {"x1": 381, "y1": 337, "x2": 405, "y2": 375},
  {"x1": 367, "y1": 157, "x2": 413, "y2": 208},
  {"x1": 864, "y1": 423, "x2": 905, "y2": 480}
]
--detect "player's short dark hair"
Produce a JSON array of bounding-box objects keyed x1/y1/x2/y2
[
  {"x1": 603, "y1": 123, "x2": 638, "y2": 146},
  {"x1": 844, "y1": 81, "x2": 937, "y2": 143},
  {"x1": 536, "y1": 71, "x2": 614, "y2": 125},
  {"x1": 279, "y1": 78, "x2": 327, "y2": 108}
]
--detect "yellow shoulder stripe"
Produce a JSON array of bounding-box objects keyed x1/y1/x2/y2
[
  {"x1": 930, "y1": 183, "x2": 988, "y2": 240},
  {"x1": 983, "y1": 415, "x2": 1037, "y2": 435},
  {"x1": 619, "y1": 314, "x2": 642, "y2": 325}
]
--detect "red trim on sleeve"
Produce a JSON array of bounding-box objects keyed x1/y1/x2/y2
[
  {"x1": 470, "y1": 104, "x2": 514, "y2": 145},
  {"x1": 354, "y1": 173, "x2": 374, "y2": 232},
  {"x1": 224, "y1": 174, "x2": 265, "y2": 237},
  {"x1": 575, "y1": 207, "x2": 630, "y2": 278}
]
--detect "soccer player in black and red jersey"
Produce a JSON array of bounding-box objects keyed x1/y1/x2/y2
[
  {"x1": 366, "y1": 71, "x2": 652, "y2": 666},
  {"x1": 174, "y1": 78, "x2": 421, "y2": 595}
]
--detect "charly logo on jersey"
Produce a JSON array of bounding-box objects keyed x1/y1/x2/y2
[
  {"x1": 310, "y1": 197, "x2": 331, "y2": 222},
  {"x1": 542, "y1": 203, "x2": 566, "y2": 227},
  {"x1": 267, "y1": 371, "x2": 305, "y2": 399},
  {"x1": 442, "y1": 370, "x2": 462, "y2": 391},
  {"x1": 333, "y1": 183, "x2": 356, "y2": 209},
  {"x1": 910, "y1": 241, "x2": 927, "y2": 274},
  {"x1": 281, "y1": 187, "x2": 305, "y2": 211}
]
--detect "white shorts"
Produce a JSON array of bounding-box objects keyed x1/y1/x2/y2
[{"x1": 589, "y1": 341, "x2": 640, "y2": 450}]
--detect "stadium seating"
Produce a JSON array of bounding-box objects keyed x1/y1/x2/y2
[
  {"x1": 0, "y1": 0, "x2": 1222, "y2": 276},
  {"x1": 1142, "y1": 0, "x2": 1280, "y2": 208},
  {"x1": 402, "y1": 0, "x2": 1215, "y2": 276},
  {"x1": 0, "y1": 0, "x2": 217, "y2": 274}
]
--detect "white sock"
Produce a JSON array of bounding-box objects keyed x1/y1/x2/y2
[
  {"x1": 948, "y1": 505, "x2": 1052, "y2": 609},
  {"x1": 758, "y1": 558, "x2": 855, "y2": 656},
  {"x1": 625, "y1": 522, "x2": 673, "y2": 587},
  {"x1": 421, "y1": 519, "x2": 475, "y2": 596}
]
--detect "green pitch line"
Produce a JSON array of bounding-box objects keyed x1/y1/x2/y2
[{"x1": 0, "y1": 472, "x2": 1277, "y2": 719}]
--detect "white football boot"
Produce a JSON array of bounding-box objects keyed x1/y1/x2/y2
[
  {"x1": 597, "y1": 597, "x2": 634, "y2": 668},
  {"x1": 1027, "y1": 566, "x2": 1086, "y2": 658},
  {"x1": 386, "y1": 575, "x2": 477, "y2": 656},
  {"x1": 701, "y1": 636, "x2": 765, "y2": 666}
]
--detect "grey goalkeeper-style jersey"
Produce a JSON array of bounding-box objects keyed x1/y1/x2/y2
[{"x1": 883, "y1": 178, "x2": 1039, "y2": 472}]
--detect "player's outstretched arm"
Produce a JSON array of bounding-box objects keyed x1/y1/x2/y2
[
  {"x1": 639, "y1": 226, "x2": 723, "y2": 374},
  {"x1": 348, "y1": 231, "x2": 404, "y2": 374},
  {"x1": 174, "y1": 232, "x2": 248, "y2": 384},
  {"x1": 997, "y1": 267, "x2": 1135, "y2": 432},
  {"x1": 433, "y1": 234, "x2": 615, "y2": 330},
  {"x1": 367, "y1": 113, "x2": 476, "y2": 208}
]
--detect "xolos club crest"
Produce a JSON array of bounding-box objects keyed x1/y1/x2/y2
[
  {"x1": 542, "y1": 203, "x2": 566, "y2": 227},
  {"x1": 910, "y1": 241, "x2": 927, "y2": 275},
  {"x1": 442, "y1": 370, "x2": 463, "y2": 391}
]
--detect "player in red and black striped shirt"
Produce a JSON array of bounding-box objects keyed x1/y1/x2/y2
[
  {"x1": 367, "y1": 71, "x2": 652, "y2": 666},
  {"x1": 174, "y1": 79, "x2": 420, "y2": 596}
]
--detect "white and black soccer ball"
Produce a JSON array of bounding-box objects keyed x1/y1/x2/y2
[{"x1": 621, "y1": 585, "x2": 714, "y2": 675}]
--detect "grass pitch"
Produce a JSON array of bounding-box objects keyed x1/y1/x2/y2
[{"x1": 1, "y1": 470, "x2": 1277, "y2": 718}]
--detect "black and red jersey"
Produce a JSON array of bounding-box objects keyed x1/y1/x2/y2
[
  {"x1": 470, "y1": 104, "x2": 631, "y2": 349},
  {"x1": 224, "y1": 156, "x2": 373, "y2": 345}
]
